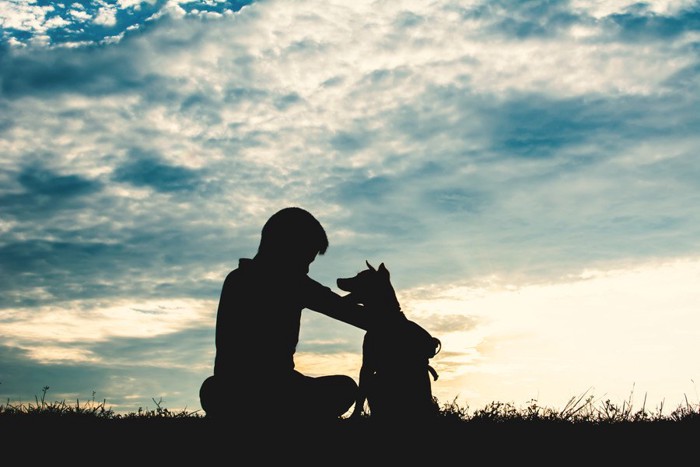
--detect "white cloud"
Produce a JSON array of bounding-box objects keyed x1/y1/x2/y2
[
  {"x1": 43, "y1": 13, "x2": 70, "y2": 29},
  {"x1": 0, "y1": 1, "x2": 56, "y2": 32},
  {"x1": 93, "y1": 4, "x2": 117, "y2": 26},
  {"x1": 0, "y1": 298, "x2": 216, "y2": 346},
  {"x1": 70, "y1": 9, "x2": 92, "y2": 21},
  {"x1": 118, "y1": 0, "x2": 155, "y2": 9},
  {"x1": 150, "y1": 0, "x2": 187, "y2": 19}
]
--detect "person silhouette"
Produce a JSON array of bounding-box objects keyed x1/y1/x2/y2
[{"x1": 199, "y1": 207, "x2": 371, "y2": 424}]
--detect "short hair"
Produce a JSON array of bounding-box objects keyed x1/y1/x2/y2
[{"x1": 258, "y1": 207, "x2": 329, "y2": 256}]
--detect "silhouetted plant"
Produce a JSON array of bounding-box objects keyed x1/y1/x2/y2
[
  {"x1": 2, "y1": 386, "x2": 699, "y2": 425},
  {"x1": 1, "y1": 386, "x2": 115, "y2": 419}
]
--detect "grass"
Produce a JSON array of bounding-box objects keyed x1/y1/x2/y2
[
  {"x1": 2, "y1": 386, "x2": 699, "y2": 462},
  {"x1": 4, "y1": 384, "x2": 699, "y2": 423},
  {"x1": 0, "y1": 385, "x2": 198, "y2": 420}
]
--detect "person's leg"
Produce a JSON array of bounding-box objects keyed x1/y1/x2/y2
[
  {"x1": 314, "y1": 374, "x2": 358, "y2": 418},
  {"x1": 199, "y1": 375, "x2": 238, "y2": 419},
  {"x1": 199, "y1": 375, "x2": 218, "y2": 417},
  {"x1": 290, "y1": 371, "x2": 358, "y2": 420}
]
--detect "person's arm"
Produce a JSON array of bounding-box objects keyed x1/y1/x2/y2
[{"x1": 303, "y1": 277, "x2": 372, "y2": 331}]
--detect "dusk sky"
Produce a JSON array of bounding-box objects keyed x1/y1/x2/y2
[{"x1": 1, "y1": 0, "x2": 699, "y2": 417}]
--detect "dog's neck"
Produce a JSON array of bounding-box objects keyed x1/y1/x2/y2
[{"x1": 368, "y1": 287, "x2": 402, "y2": 314}]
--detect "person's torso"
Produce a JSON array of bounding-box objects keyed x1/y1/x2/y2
[{"x1": 214, "y1": 258, "x2": 322, "y2": 380}]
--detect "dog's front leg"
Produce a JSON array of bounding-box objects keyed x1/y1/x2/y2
[
  {"x1": 351, "y1": 395, "x2": 365, "y2": 419},
  {"x1": 351, "y1": 366, "x2": 369, "y2": 418}
]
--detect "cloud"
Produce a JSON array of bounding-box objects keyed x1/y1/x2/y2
[
  {"x1": 606, "y1": 4, "x2": 700, "y2": 41},
  {"x1": 333, "y1": 176, "x2": 395, "y2": 202},
  {"x1": 0, "y1": 344, "x2": 110, "y2": 403},
  {"x1": 112, "y1": 150, "x2": 203, "y2": 193},
  {"x1": 0, "y1": 164, "x2": 101, "y2": 217},
  {"x1": 2, "y1": 0, "x2": 698, "y2": 289},
  {"x1": 94, "y1": 5, "x2": 118, "y2": 27},
  {"x1": 0, "y1": 328, "x2": 213, "y2": 413},
  {"x1": 0, "y1": 1, "x2": 255, "y2": 47},
  {"x1": 474, "y1": 0, "x2": 585, "y2": 39},
  {"x1": 485, "y1": 94, "x2": 622, "y2": 158},
  {"x1": 0, "y1": 45, "x2": 144, "y2": 97},
  {"x1": 424, "y1": 188, "x2": 487, "y2": 214}
]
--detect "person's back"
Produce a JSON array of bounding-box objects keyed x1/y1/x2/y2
[{"x1": 214, "y1": 258, "x2": 305, "y2": 381}]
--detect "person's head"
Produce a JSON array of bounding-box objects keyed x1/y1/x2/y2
[{"x1": 256, "y1": 207, "x2": 329, "y2": 274}]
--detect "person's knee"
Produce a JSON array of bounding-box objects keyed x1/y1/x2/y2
[
  {"x1": 336, "y1": 375, "x2": 359, "y2": 414},
  {"x1": 340, "y1": 375, "x2": 359, "y2": 398},
  {"x1": 199, "y1": 375, "x2": 221, "y2": 417}
]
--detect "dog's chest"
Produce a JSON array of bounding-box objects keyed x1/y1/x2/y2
[{"x1": 363, "y1": 328, "x2": 421, "y2": 368}]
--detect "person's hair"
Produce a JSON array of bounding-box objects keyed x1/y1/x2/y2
[{"x1": 257, "y1": 207, "x2": 329, "y2": 256}]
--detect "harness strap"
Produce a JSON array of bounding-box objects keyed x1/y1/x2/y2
[{"x1": 428, "y1": 364, "x2": 439, "y2": 381}]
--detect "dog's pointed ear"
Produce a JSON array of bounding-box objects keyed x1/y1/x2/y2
[
  {"x1": 366, "y1": 260, "x2": 376, "y2": 272},
  {"x1": 378, "y1": 262, "x2": 389, "y2": 275}
]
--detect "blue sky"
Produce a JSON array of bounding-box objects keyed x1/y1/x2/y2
[{"x1": 1, "y1": 0, "x2": 700, "y2": 416}]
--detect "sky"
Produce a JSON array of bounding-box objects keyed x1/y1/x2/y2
[{"x1": 1, "y1": 0, "x2": 699, "y2": 417}]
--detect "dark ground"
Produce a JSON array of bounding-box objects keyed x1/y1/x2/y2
[{"x1": 2, "y1": 415, "x2": 695, "y2": 464}]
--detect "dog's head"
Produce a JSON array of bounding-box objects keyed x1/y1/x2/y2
[{"x1": 337, "y1": 261, "x2": 399, "y2": 310}]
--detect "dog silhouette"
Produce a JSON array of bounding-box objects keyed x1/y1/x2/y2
[{"x1": 337, "y1": 261, "x2": 441, "y2": 422}]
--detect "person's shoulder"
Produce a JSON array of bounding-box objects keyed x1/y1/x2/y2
[{"x1": 223, "y1": 258, "x2": 253, "y2": 281}]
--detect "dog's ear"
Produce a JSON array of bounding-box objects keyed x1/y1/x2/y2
[{"x1": 366, "y1": 260, "x2": 376, "y2": 272}]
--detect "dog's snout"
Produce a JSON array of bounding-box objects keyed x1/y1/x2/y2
[{"x1": 337, "y1": 277, "x2": 351, "y2": 291}]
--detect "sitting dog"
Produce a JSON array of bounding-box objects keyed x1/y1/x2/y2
[{"x1": 337, "y1": 261, "x2": 441, "y2": 422}]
